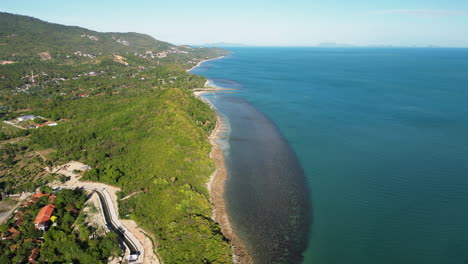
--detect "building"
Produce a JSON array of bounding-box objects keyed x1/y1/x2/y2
[
  {"x1": 28, "y1": 248, "x2": 40, "y2": 263},
  {"x1": 34, "y1": 204, "x2": 55, "y2": 230},
  {"x1": 23, "y1": 191, "x2": 56, "y2": 207},
  {"x1": 33, "y1": 191, "x2": 50, "y2": 199},
  {"x1": 23, "y1": 191, "x2": 51, "y2": 207},
  {"x1": 3, "y1": 227, "x2": 21, "y2": 240},
  {"x1": 17, "y1": 115, "x2": 35, "y2": 122},
  {"x1": 9, "y1": 243, "x2": 20, "y2": 251},
  {"x1": 49, "y1": 194, "x2": 56, "y2": 203}
]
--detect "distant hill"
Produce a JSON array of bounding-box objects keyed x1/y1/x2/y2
[{"x1": 0, "y1": 12, "x2": 227, "y2": 62}]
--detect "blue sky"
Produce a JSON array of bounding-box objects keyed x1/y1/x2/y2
[{"x1": 3, "y1": 0, "x2": 468, "y2": 47}]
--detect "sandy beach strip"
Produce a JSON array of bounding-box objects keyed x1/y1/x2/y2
[
  {"x1": 201, "y1": 94, "x2": 252, "y2": 264},
  {"x1": 186, "y1": 55, "x2": 226, "y2": 72},
  {"x1": 191, "y1": 57, "x2": 252, "y2": 263}
]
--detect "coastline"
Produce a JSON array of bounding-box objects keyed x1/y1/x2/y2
[
  {"x1": 190, "y1": 57, "x2": 252, "y2": 263},
  {"x1": 186, "y1": 55, "x2": 226, "y2": 72},
  {"x1": 192, "y1": 84, "x2": 252, "y2": 262},
  {"x1": 205, "y1": 98, "x2": 253, "y2": 264}
]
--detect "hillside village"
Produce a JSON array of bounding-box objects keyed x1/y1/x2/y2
[{"x1": 0, "y1": 188, "x2": 121, "y2": 263}]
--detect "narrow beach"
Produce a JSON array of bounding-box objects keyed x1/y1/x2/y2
[
  {"x1": 194, "y1": 88, "x2": 252, "y2": 263},
  {"x1": 207, "y1": 109, "x2": 252, "y2": 264},
  {"x1": 186, "y1": 55, "x2": 226, "y2": 72}
]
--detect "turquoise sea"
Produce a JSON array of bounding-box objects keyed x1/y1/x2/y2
[{"x1": 191, "y1": 47, "x2": 468, "y2": 264}]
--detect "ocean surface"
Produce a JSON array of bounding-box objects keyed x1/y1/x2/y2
[{"x1": 191, "y1": 47, "x2": 468, "y2": 264}]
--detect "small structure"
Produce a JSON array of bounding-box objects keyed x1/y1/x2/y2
[
  {"x1": 18, "y1": 115, "x2": 35, "y2": 122},
  {"x1": 49, "y1": 194, "x2": 56, "y2": 203},
  {"x1": 28, "y1": 248, "x2": 40, "y2": 263},
  {"x1": 34, "y1": 204, "x2": 55, "y2": 230},
  {"x1": 9, "y1": 243, "x2": 20, "y2": 251},
  {"x1": 16, "y1": 219, "x2": 24, "y2": 227},
  {"x1": 33, "y1": 191, "x2": 48, "y2": 199},
  {"x1": 4, "y1": 227, "x2": 21, "y2": 240},
  {"x1": 14, "y1": 210, "x2": 25, "y2": 220},
  {"x1": 23, "y1": 191, "x2": 55, "y2": 207}
]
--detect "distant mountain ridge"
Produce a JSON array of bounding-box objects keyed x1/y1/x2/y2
[{"x1": 0, "y1": 12, "x2": 226, "y2": 62}]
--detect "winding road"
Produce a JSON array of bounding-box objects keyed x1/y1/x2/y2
[{"x1": 60, "y1": 186, "x2": 144, "y2": 263}]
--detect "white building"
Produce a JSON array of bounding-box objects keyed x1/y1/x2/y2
[{"x1": 18, "y1": 115, "x2": 35, "y2": 122}]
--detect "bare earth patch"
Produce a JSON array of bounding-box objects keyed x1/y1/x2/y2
[
  {"x1": 0, "y1": 61, "x2": 15, "y2": 65},
  {"x1": 83, "y1": 192, "x2": 107, "y2": 236},
  {"x1": 113, "y1": 55, "x2": 129, "y2": 66},
  {"x1": 38, "y1": 51, "x2": 52, "y2": 60}
]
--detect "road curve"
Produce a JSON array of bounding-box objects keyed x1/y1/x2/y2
[{"x1": 60, "y1": 186, "x2": 144, "y2": 262}]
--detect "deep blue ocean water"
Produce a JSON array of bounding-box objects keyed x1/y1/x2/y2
[{"x1": 191, "y1": 47, "x2": 468, "y2": 264}]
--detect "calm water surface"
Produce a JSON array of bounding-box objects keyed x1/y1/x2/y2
[{"x1": 192, "y1": 47, "x2": 468, "y2": 264}]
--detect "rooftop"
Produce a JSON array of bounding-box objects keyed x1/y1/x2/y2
[{"x1": 34, "y1": 204, "x2": 55, "y2": 225}]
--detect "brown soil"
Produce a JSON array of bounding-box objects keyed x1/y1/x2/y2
[
  {"x1": 0, "y1": 61, "x2": 15, "y2": 65},
  {"x1": 38, "y1": 51, "x2": 52, "y2": 60},
  {"x1": 113, "y1": 55, "x2": 129, "y2": 66}
]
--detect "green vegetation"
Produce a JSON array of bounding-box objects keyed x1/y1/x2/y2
[
  {"x1": 0, "y1": 189, "x2": 121, "y2": 263},
  {"x1": 0, "y1": 12, "x2": 232, "y2": 263},
  {"x1": 28, "y1": 89, "x2": 231, "y2": 263}
]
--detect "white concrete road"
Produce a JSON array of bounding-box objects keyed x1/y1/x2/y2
[{"x1": 60, "y1": 186, "x2": 145, "y2": 263}]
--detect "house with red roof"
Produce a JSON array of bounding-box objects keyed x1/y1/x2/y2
[
  {"x1": 34, "y1": 204, "x2": 55, "y2": 230},
  {"x1": 23, "y1": 192, "x2": 55, "y2": 207}
]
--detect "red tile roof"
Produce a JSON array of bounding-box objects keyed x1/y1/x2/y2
[
  {"x1": 29, "y1": 248, "x2": 40, "y2": 261},
  {"x1": 33, "y1": 191, "x2": 50, "y2": 199},
  {"x1": 34, "y1": 204, "x2": 55, "y2": 226},
  {"x1": 9, "y1": 243, "x2": 20, "y2": 250},
  {"x1": 4, "y1": 227, "x2": 21, "y2": 239},
  {"x1": 49, "y1": 194, "x2": 56, "y2": 203}
]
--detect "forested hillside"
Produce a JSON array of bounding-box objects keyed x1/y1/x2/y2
[
  {"x1": 0, "y1": 12, "x2": 225, "y2": 64},
  {"x1": 0, "y1": 12, "x2": 232, "y2": 263}
]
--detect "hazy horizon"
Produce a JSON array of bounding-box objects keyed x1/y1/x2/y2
[{"x1": 3, "y1": 0, "x2": 468, "y2": 47}]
